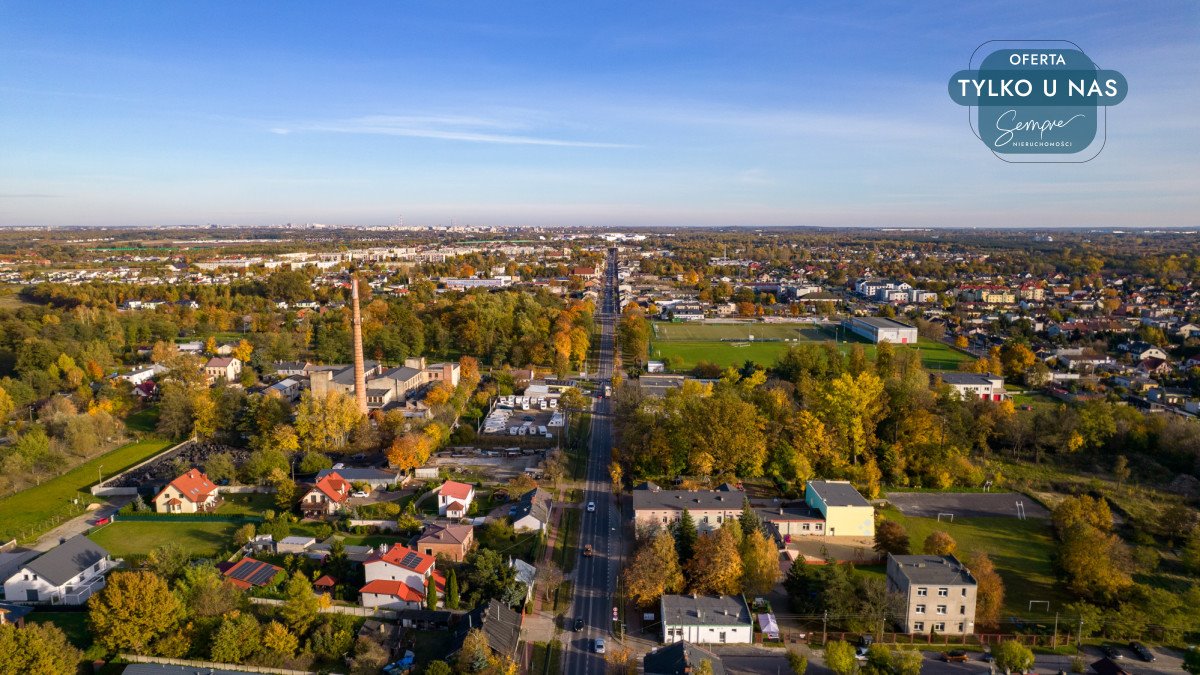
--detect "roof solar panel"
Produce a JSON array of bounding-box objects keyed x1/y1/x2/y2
[
  {"x1": 250, "y1": 566, "x2": 277, "y2": 585},
  {"x1": 401, "y1": 552, "x2": 423, "y2": 569},
  {"x1": 230, "y1": 562, "x2": 256, "y2": 581}
]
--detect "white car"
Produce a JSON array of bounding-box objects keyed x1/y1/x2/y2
[
  {"x1": 351, "y1": 491, "x2": 369, "y2": 498},
  {"x1": 586, "y1": 501, "x2": 596, "y2": 512},
  {"x1": 593, "y1": 638, "x2": 605, "y2": 654}
]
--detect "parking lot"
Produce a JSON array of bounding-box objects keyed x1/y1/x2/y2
[{"x1": 885, "y1": 492, "x2": 1050, "y2": 520}]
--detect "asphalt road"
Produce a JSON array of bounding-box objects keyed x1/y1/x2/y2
[{"x1": 563, "y1": 248, "x2": 621, "y2": 675}]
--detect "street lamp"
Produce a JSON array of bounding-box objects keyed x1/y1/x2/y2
[{"x1": 98, "y1": 465, "x2": 104, "y2": 483}]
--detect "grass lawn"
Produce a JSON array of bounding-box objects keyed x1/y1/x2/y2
[
  {"x1": 880, "y1": 506, "x2": 1071, "y2": 618},
  {"x1": 852, "y1": 564, "x2": 887, "y2": 582},
  {"x1": 651, "y1": 336, "x2": 968, "y2": 372},
  {"x1": 0, "y1": 435, "x2": 174, "y2": 542},
  {"x1": 556, "y1": 508, "x2": 581, "y2": 572},
  {"x1": 27, "y1": 611, "x2": 91, "y2": 649},
  {"x1": 530, "y1": 641, "x2": 563, "y2": 675},
  {"x1": 653, "y1": 322, "x2": 822, "y2": 341},
  {"x1": 217, "y1": 492, "x2": 276, "y2": 516},
  {"x1": 476, "y1": 521, "x2": 542, "y2": 562},
  {"x1": 88, "y1": 520, "x2": 237, "y2": 562},
  {"x1": 124, "y1": 407, "x2": 160, "y2": 433}
]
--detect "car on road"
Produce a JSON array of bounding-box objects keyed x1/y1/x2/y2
[
  {"x1": 587, "y1": 501, "x2": 596, "y2": 512},
  {"x1": 583, "y1": 544, "x2": 593, "y2": 557},
  {"x1": 943, "y1": 651, "x2": 968, "y2": 663},
  {"x1": 1100, "y1": 645, "x2": 1123, "y2": 660},
  {"x1": 593, "y1": 638, "x2": 605, "y2": 654},
  {"x1": 351, "y1": 491, "x2": 369, "y2": 498},
  {"x1": 981, "y1": 650, "x2": 994, "y2": 662},
  {"x1": 1128, "y1": 642, "x2": 1155, "y2": 661},
  {"x1": 573, "y1": 618, "x2": 584, "y2": 631}
]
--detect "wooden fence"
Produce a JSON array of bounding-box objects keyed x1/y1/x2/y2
[{"x1": 120, "y1": 654, "x2": 317, "y2": 674}]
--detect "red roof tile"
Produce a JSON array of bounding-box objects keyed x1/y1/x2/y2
[
  {"x1": 313, "y1": 472, "x2": 350, "y2": 503},
  {"x1": 439, "y1": 480, "x2": 473, "y2": 501},
  {"x1": 369, "y1": 546, "x2": 435, "y2": 575},
  {"x1": 157, "y1": 468, "x2": 217, "y2": 504},
  {"x1": 360, "y1": 579, "x2": 424, "y2": 602}
]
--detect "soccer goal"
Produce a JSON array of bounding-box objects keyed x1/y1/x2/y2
[
  {"x1": 1015, "y1": 501, "x2": 1027, "y2": 520},
  {"x1": 937, "y1": 513, "x2": 954, "y2": 522},
  {"x1": 1028, "y1": 600, "x2": 1050, "y2": 613}
]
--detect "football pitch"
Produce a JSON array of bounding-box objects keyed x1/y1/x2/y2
[{"x1": 649, "y1": 321, "x2": 970, "y2": 372}]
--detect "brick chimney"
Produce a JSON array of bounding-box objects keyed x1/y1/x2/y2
[{"x1": 351, "y1": 275, "x2": 368, "y2": 416}]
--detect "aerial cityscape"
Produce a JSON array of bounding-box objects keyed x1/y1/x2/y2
[{"x1": 1, "y1": 3, "x2": 1199, "y2": 675}]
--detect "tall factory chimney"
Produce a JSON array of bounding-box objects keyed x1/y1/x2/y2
[{"x1": 350, "y1": 274, "x2": 368, "y2": 416}]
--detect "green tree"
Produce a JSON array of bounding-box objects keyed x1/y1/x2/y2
[
  {"x1": 456, "y1": 628, "x2": 492, "y2": 673},
  {"x1": 175, "y1": 564, "x2": 244, "y2": 618},
  {"x1": 891, "y1": 649, "x2": 924, "y2": 675},
  {"x1": 992, "y1": 640, "x2": 1034, "y2": 674},
  {"x1": 446, "y1": 569, "x2": 460, "y2": 609},
  {"x1": 966, "y1": 551, "x2": 1004, "y2": 629},
  {"x1": 824, "y1": 639, "x2": 858, "y2": 675},
  {"x1": 1183, "y1": 648, "x2": 1200, "y2": 675},
  {"x1": 0, "y1": 384, "x2": 14, "y2": 420},
  {"x1": 873, "y1": 520, "x2": 910, "y2": 555},
  {"x1": 204, "y1": 451, "x2": 237, "y2": 484},
  {"x1": 786, "y1": 649, "x2": 809, "y2": 675},
  {"x1": 298, "y1": 450, "x2": 333, "y2": 474},
  {"x1": 349, "y1": 635, "x2": 390, "y2": 674},
  {"x1": 0, "y1": 621, "x2": 82, "y2": 674},
  {"x1": 89, "y1": 570, "x2": 182, "y2": 653},
  {"x1": 675, "y1": 509, "x2": 698, "y2": 563},
  {"x1": 740, "y1": 498, "x2": 763, "y2": 535},
  {"x1": 280, "y1": 571, "x2": 320, "y2": 635},
  {"x1": 270, "y1": 468, "x2": 298, "y2": 512},
  {"x1": 424, "y1": 661, "x2": 453, "y2": 675},
  {"x1": 426, "y1": 574, "x2": 439, "y2": 610},
  {"x1": 146, "y1": 542, "x2": 190, "y2": 581},
  {"x1": 863, "y1": 643, "x2": 892, "y2": 675},
  {"x1": 211, "y1": 611, "x2": 261, "y2": 663},
  {"x1": 1181, "y1": 530, "x2": 1200, "y2": 575}
]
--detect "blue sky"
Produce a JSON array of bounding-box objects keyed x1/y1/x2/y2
[{"x1": 0, "y1": 2, "x2": 1197, "y2": 227}]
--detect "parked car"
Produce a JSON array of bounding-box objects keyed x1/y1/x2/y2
[
  {"x1": 351, "y1": 491, "x2": 369, "y2": 498},
  {"x1": 943, "y1": 651, "x2": 968, "y2": 663},
  {"x1": 1128, "y1": 642, "x2": 1155, "y2": 661},
  {"x1": 574, "y1": 618, "x2": 585, "y2": 631},
  {"x1": 583, "y1": 544, "x2": 593, "y2": 557},
  {"x1": 593, "y1": 638, "x2": 606, "y2": 654},
  {"x1": 981, "y1": 650, "x2": 994, "y2": 663},
  {"x1": 1100, "y1": 645, "x2": 1123, "y2": 660},
  {"x1": 587, "y1": 501, "x2": 596, "y2": 512}
]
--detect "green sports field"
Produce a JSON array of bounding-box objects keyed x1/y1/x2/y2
[{"x1": 649, "y1": 321, "x2": 971, "y2": 372}]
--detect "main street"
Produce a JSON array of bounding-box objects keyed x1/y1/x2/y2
[{"x1": 563, "y1": 248, "x2": 621, "y2": 675}]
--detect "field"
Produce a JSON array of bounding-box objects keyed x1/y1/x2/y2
[
  {"x1": 650, "y1": 320, "x2": 971, "y2": 373},
  {"x1": 88, "y1": 520, "x2": 237, "y2": 562},
  {"x1": 217, "y1": 492, "x2": 276, "y2": 516},
  {"x1": 0, "y1": 435, "x2": 175, "y2": 542},
  {"x1": 880, "y1": 506, "x2": 1071, "y2": 618}
]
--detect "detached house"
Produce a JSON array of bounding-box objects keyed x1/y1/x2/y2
[
  {"x1": 203, "y1": 356, "x2": 242, "y2": 383},
  {"x1": 511, "y1": 487, "x2": 554, "y2": 532},
  {"x1": 302, "y1": 472, "x2": 351, "y2": 518},
  {"x1": 417, "y1": 523, "x2": 475, "y2": 562},
  {"x1": 2, "y1": 536, "x2": 117, "y2": 605},
  {"x1": 436, "y1": 480, "x2": 475, "y2": 518},
  {"x1": 360, "y1": 545, "x2": 444, "y2": 610},
  {"x1": 154, "y1": 468, "x2": 220, "y2": 513},
  {"x1": 887, "y1": 554, "x2": 978, "y2": 636}
]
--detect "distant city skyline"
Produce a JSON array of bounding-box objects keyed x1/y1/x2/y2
[{"x1": 1, "y1": 2, "x2": 1197, "y2": 228}]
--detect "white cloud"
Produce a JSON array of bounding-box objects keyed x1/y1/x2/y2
[{"x1": 270, "y1": 114, "x2": 634, "y2": 148}]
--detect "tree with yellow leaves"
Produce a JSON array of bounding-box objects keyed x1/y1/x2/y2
[
  {"x1": 739, "y1": 529, "x2": 781, "y2": 596},
  {"x1": 232, "y1": 339, "x2": 254, "y2": 363},
  {"x1": 623, "y1": 530, "x2": 684, "y2": 607},
  {"x1": 387, "y1": 433, "x2": 432, "y2": 472},
  {"x1": 687, "y1": 528, "x2": 742, "y2": 595}
]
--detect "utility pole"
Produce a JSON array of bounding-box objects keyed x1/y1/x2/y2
[
  {"x1": 823, "y1": 610, "x2": 828, "y2": 646},
  {"x1": 1053, "y1": 612, "x2": 1059, "y2": 647},
  {"x1": 1077, "y1": 617, "x2": 1083, "y2": 647}
]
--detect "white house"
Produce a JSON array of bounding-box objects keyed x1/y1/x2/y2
[
  {"x1": 153, "y1": 468, "x2": 221, "y2": 513},
  {"x1": 203, "y1": 356, "x2": 242, "y2": 382},
  {"x1": 512, "y1": 488, "x2": 554, "y2": 532},
  {"x1": 3, "y1": 536, "x2": 118, "y2": 605},
  {"x1": 660, "y1": 594, "x2": 753, "y2": 645},
  {"x1": 842, "y1": 317, "x2": 918, "y2": 344},
  {"x1": 436, "y1": 480, "x2": 475, "y2": 518},
  {"x1": 937, "y1": 372, "x2": 1006, "y2": 401},
  {"x1": 360, "y1": 545, "x2": 443, "y2": 610}
]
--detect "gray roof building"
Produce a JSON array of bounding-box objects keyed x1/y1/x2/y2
[
  {"x1": 888, "y1": 554, "x2": 977, "y2": 586},
  {"x1": 512, "y1": 487, "x2": 553, "y2": 525},
  {"x1": 660, "y1": 594, "x2": 751, "y2": 628},
  {"x1": 451, "y1": 599, "x2": 522, "y2": 660},
  {"x1": 644, "y1": 641, "x2": 727, "y2": 675},
  {"x1": 632, "y1": 486, "x2": 746, "y2": 512},
  {"x1": 805, "y1": 480, "x2": 870, "y2": 508},
  {"x1": 26, "y1": 536, "x2": 108, "y2": 586}
]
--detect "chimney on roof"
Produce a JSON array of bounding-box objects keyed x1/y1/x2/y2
[{"x1": 351, "y1": 274, "x2": 368, "y2": 416}]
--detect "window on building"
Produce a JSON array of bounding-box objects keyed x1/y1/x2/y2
[
  {"x1": 936, "y1": 605, "x2": 947, "y2": 615},
  {"x1": 958, "y1": 623, "x2": 965, "y2": 632},
  {"x1": 716, "y1": 516, "x2": 722, "y2": 523},
  {"x1": 915, "y1": 604, "x2": 925, "y2": 614},
  {"x1": 961, "y1": 588, "x2": 967, "y2": 597},
  {"x1": 662, "y1": 517, "x2": 668, "y2": 524},
  {"x1": 934, "y1": 622, "x2": 945, "y2": 632},
  {"x1": 702, "y1": 516, "x2": 709, "y2": 524},
  {"x1": 802, "y1": 524, "x2": 809, "y2": 531},
  {"x1": 960, "y1": 606, "x2": 966, "y2": 615},
  {"x1": 719, "y1": 632, "x2": 727, "y2": 643},
  {"x1": 913, "y1": 622, "x2": 925, "y2": 632},
  {"x1": 937, "y1": 588, "x2": 948, "y2": 597},
  {"x1": 916, "y1": 587, "x2": 927, "y2": 596}
]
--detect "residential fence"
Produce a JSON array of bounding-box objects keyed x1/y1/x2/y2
[
  {"x1": 347, "y1": 518, "x2": 400, "y2": 530},
  {"x1": 249, "y1": 596, "x2": 398, "y2": 619},
  {"x1": 112, "y1": 512, "x2": 264, "y2": 524},
  {"x1": 119, "y1": 654, "x2": 317, "y2": 675},
  {"x1": 789, "y1": 630, "x2": 1083, "y2": 649}
]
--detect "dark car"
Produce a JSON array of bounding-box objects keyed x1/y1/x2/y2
[
  {"x1": 1100, "y1": 645, "x2": 1123, "y2": 660},
  {"x1": 1128, "y1": 642, "x2": 1156, "y2": 662},
  {"x1": 573, "y1": 618, "x2": 584, "y2": 631},
  {"x1": 981, "y1": 650, "x2": 994, "y2": 662},
  {"x1": 943, "y1": 651, "x2": 968, "y2": 663}
]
